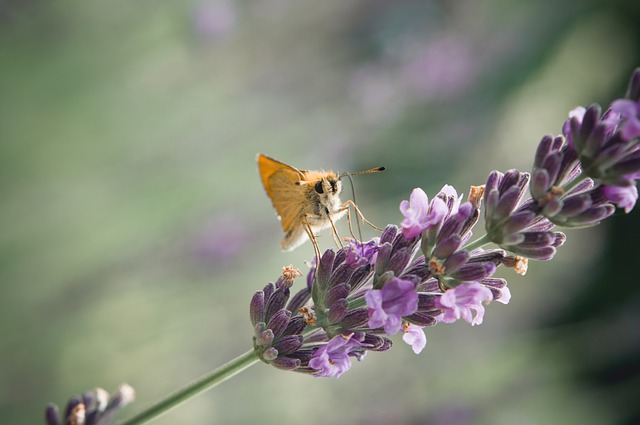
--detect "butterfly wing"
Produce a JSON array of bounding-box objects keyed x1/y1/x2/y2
[{"x1": 257, "y1": 154, "x2": 306, "y2": 233}]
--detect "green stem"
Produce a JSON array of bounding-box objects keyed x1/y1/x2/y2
[
  {"x1": 463, "y1": 234, "x2": 491, "y2": 252},
  {"x1": 348, "y1": 296, "x2": 366, "y2": 310},
  {"x1": 119, "y1": 349, "x2": 259, "y2": 425}
]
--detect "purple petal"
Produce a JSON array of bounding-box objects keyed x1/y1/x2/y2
[
  {"x1": 495, "y1": 286, "x2": 511, "y2": 304},
  {"x1": 266, "y1": 309, "x2": 291, "y2": 338},
  {"x1": 563, "y1": 107, "x2": 586, "y2": 147},
  {"x1": 272, "y1": 334, "x2": 304, "y2": 355},
  {"x1": 365, "y1": 277, "x2": 418, "y2": 335},
  {"x1": 400, "y1": 188, "x2": 430, "y2": 239},
  {"x1": 437, "y1": 184, "x2": 463, "y2": 215},
  {"x1": 402, "y1": 324, "x2": 427, "y2": 354},
  {"x1": 611, "y1": 99, "x2": 640, "y2": 141},
  {"x1": 435, "y1": 283, "x2": 493, "y2": 326},
  {"x1": 250, "y1": 291, "x2": 265, "y2": 326},
  {"x1": 271, "y1": 356, "x2": 301, "y2": 371},
  {"x1": 309, "y1": 334, "x2": 363, "y2": 378},
  {"x1": 603, "y1": 184, "x2": 638, "y2": 213}
]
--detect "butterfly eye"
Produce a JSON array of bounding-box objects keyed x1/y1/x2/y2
[{"x1": 314, "y1": 181, "x2": 324, "y2": 194}]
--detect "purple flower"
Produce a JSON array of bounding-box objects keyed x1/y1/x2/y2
[
  {"x1": 484, "y1": 170, "x2": 566, "y2": 260},
  {"x1": 626, "y1": 68, "x2": 640, "y2": 102},
  {"x1": 308, "y1": 334, "x2": 363, "y2": 378},
  {"x1": 438, "y1": 184, "x2": 464, "y2": 215},
  {"x1": 603, "y1": 184, "x2": 638, "y2": 213},
  {"x1": 530, "y1": 138, "x2": 617, "y2": 227},
  {"x1": 495, "y1": 285, "x2": 511, "y2": 304},
  {"x1": 250, "y1": 274, "x2": 307, "y2": 369},
  {"x1": 562, "y1": 106, "x2": 586, "y2": 147},
  {"x1": 45, "y1": 384, "x2": 135, "y2": 425},
  {"x1": 400, "y1": 188, "x2": 447, "y2": 239},
  {"x1": 365, "y1": 277, "x2": 418, "y2": 335},
  {"x1": 194, "y1": 0, "x2": 236, "y2": 40},
  {"x1": 402, "y1": 323, "x2": 427, "y2": 354},
  {"x1": 610, "y1": 99, "x2": 640, "y2": 141},
  {"x1": 401, "y1": 34, "x2": 478, "y2": 100},
  {"x1": 563, "y1": 106, "x2": 621, "y2": 148},
  {"x1": 345, "y1": 238, "x2": 379, "y2": 267},
  {"x1": 435, "y1": 283, "x2": 493, "y2": 326},
  {"x1": 563, "y1": 104, "x2": 640, "y2": 187}
]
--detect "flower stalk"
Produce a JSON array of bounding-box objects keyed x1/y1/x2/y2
[{"x1": 119, "y1": 350, "x2": 258, "y2": 425}]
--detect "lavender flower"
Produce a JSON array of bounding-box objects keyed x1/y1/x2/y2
[
  {"x1": 562, "y1": 106, "x2": 586, "y2": 148},
  {"x1": 308, "y1": 333, "x2": 364, "y2": 378},
  {"x1": 626, "y1": 68, "x2": 640, "y2": 102},
  {"x1": 610, "y1": 99, "x2": 640, "y2": 141},
  {"x1": 45, "y1": 384, "x2": 135, "y2": 425},
  {"x1": 250, "y1": 266, "x2": 307, "y2": 370},
  {"x1": 419, "y1": 185, "x2": 472, "y2": 259},
  {"x1": 564, "y1": 103, "x2": 640, "y2": 187},
  {"x1": 365, "y1": 277, "x2": 418, "y2": 335},
  {"x1": 250, "y1": 244, "x2": 396, "y2": 377},
  {"x1": 408, "y1": 185, "x2": 505, "y2": 293},
  {"x1": 484, "y1": 169, "x2": 566, "y2": 260},
  {"x1": 494, "y1": 285, "x2": 511, "y2": 304},
  {"x1": 529, "y1": 135, "x2": 616, "y2": 227},
  {"x1": 602, "y1": 184, "x2": 638, "y2": 213},
  {"x1": 345, "y1": 238, "x2": 380, "y2": 267},
  {"x1": 556, "y1": 71, "x2": 640, "y2": 215},
  {"x1": 375, "y1": 224, "x2": 421, "y2": 282},
  {"x1": 402, "y1": 323, "x2": 427, "y2": 354},
  {"x1": 375, "y1": 225, "x2": 444, "y2": 328},
  {"x1": 400, "y1": 187, "x2": 448, "y2": 239},
  {"x1": 435, "y1": 283, "x2": 493, "y2": 326}
]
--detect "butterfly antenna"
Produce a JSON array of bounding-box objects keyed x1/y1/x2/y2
[{"x1": 343, "y1": 166, "x2": 385, "y2": 177}]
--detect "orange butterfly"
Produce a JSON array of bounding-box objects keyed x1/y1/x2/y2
[{"x1": 257, "y1": 154, "x2": 384, "y2": 254}]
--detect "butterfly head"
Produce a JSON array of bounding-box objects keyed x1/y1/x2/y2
[{"x1": 313, "y1": 175, "x2": 342, "y2": 197}]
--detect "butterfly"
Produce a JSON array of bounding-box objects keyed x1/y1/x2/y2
[{"x1": 257, "y1": 154, "x2": 384, "y2": 254}]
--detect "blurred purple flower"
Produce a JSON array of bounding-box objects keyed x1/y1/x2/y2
[
  {"x1": 402, "y1": 35, "x2": 478, "y2": 100},
  {"x1": 193, "y1": 213, "x2": 250, "y2": 266},
  {"x1": 435, "y1": 283, "x2": 493, "y2": 326},
  {"x1": 365, "y1": 277, "x2": 418, "y2": 335},
  {"x1": 400, "y1": 188, "x2": 447, "y2": 239},
  {"x1": 402, "y1": 323, "x2": 427, "y2": 354},
  {"x1": 348, "y1": 65, "x2": 402, "y2": 122},
  {"x1": 603, "y1": 184, "x2": 638, "y2": 213},
  {"x1": 309, "y1": 334, "x2": 363, "y2": 378},
  {"x1": 610, "y1": 99, "x2": 640, "y2": 141},
  {"x1": 562, "y1": 107, "x2": 586, "y2": 148},
  {"x1": 45, "y1": 385, "x2": 135, "y2": 425},
  {"x1": 194, "y1": 0, "x2": 236, "y2": 40}
]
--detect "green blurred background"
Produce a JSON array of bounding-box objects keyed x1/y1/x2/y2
[{"x1": 2, "y1": 0, "x2": 639, "y2": 424}]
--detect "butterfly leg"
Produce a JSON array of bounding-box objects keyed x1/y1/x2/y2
[
  {"x1": 342, "y1": 206, "x2": 359, "y2": 242},
  {"x1": 341, "y1": 199, "x2": 383, "y2": 232},
  {"x1": 302, "y1": 216, "x2": 322, "y2": 266},
  {"x1": 326, "y1": 212, "x2": 345, "y2": 250}
]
